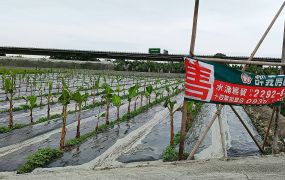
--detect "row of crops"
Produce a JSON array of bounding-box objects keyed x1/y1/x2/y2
[
  {"x1": 114, "y1": 60, "x2": 185, "y2": 73},
  {"x1": 0, "y1": 68, "x2": 184, "y2": 173}
]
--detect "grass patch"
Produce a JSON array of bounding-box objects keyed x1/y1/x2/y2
[
  {"x1": 0, "y1": 124, "x2": 27, "y2": 134},
  {"x1": 17, "y1": 148, "x2": 63, "y2": 174},
  {"x1": 162, "y1": 133, "x2": 189, "y2": 161},
  {"x1": 36, "y1": 114, "x2": 63, "y2": 124}
]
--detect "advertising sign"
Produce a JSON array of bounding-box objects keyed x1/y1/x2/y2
[{"x1": 185, "y1": 57, "x2": 285, "y2": 105}]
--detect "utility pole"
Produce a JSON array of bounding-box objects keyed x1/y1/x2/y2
[{"x1": 178, "y1": 0, "x2": 199, "y2": 160}]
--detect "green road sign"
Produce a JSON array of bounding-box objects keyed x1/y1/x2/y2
[{"x1": 149, "y1": 48, "x2": 161, "y2": 54}]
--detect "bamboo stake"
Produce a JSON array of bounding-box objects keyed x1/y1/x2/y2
[
  {"x1": 272, "y1": 106, "x2": 281, "y2": 154},
  {"x1": 187, "y1": 105, "x2": 224, "y2": 160},
  {"x1": 196, "y1": 57, "x2": 285, "y2": 66},
  {"x1": 262, "y1": 107, "x2": 276, "y2": 150},
  {"x1": 272, "y1": 21, "x2": 285, "y2": 154},
  {"x1": 281, "y1": 21, "x2": 285, "y2": 74},
  {"x1": 230, "y1": 106, "x2": 264, "y2": 154},
  {"x1": 246, "y1": 1, "x2": 285, "y2": 63},
  {"x1": 179, "y1": 100, "x2": 188, "y2": 160},
  {"x1": 186, "y1": 0, "x2": 283, "y2": 160},
  {"x1": 190, "y1": 0, "x2": 200, "y2": 56},
  {"x1": 179, "y1": 0, "x2": 199, "y2": 160},
  {"x1": 217, "y1": 104, "x2": 227, "y2": 157}
]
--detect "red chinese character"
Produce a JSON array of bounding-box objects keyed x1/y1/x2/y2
[{"x1": 185, "y1": 59, "x2": 212, "y2": 100}]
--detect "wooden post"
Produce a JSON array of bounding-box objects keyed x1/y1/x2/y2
[
  {"x1": 247, "y1": 1, "x2": 285, "y2": 62},
  {"x1": 282, "y1": 20, "x2": 285, "y2": 74},
  {"x1": 243, "y1": 1, "x2": 285, "y2": 71},
  {"x1": 190, "y1": 0, "x2": 200, "y2": 56},
  {"x1": 230, "y1": 106, "x2": 264, "y2": 154},
  {"x1": 262, "y1": 107, "x2": 276, "y2": 150},
  {"x1": 187, "y1": 105, "x2": 224, "y2": 160},
  {"x1": 185, "y1": 1, "x2": 284, "y2": 160},
  {"x1": 179, "y1": 101, "x2": 188, "y2": 160},
  {"x1": 195, "y1": 58, "x2": 285, "y2": 66},
  {"x1": 178, "y1": 0, "x2": 199, "y2": 160},
  {"x1": 217, "y1": 104, "x2": 227, "y2": 157},
  {"x1": 272, "y1": 106, "x2": 280, "y2": 154},
  {"x1": 272, "y1": 20, "x2": 285, "y2": 154}
]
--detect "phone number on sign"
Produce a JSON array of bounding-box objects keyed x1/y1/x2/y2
[{"x1": 252, "y1": 89, "x2": 285, "y2": 99}]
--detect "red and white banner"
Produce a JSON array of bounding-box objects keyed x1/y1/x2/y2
[{"x1": 184, "y1": 57, "x2": 285, "y2": 105}]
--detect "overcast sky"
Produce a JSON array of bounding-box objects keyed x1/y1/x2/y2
[{"x1": 1, "y1": 0, "x2": 285, "y2": 57}]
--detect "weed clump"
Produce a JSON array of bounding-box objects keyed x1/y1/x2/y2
[{"x1": 17, "y1": 148, "x2": 63, "y2": 174}]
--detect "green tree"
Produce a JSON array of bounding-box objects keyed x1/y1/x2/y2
[
  {"x1": 164, "y1": 98, "x2": 177, "y2": 146},
  {"x1": 4, "y1": 75, "x2": 16, "y2": 128},
  {"x1": 22, "y1": 95, "x2": 37, "y2": 123},
  {"x1": 102, "y1": 84, "x2": 113, "y2": 125},
  {"x1": 95, "y1": 111, "x2": 105, "y2": 131},
  {"x1": 71, "y1": 89, "x2": 88, "y2": 138},
  {"x1": 165, "y1": 85, "x2": 171, "y2": 97},
  {"x1": 92, "y1": 78, "x2": 100, "y2": 104},
  {"x1": 154, "y1": 89, "x2": 162, "y2": 102},
  {"x1": 47, "y1": 81, "x2": 53, "y2": 120},
  {"x1": 127, "y1": 85, "x2": 139, "y2": 114},
  {"x1": 145, "y1": 85, "x2": 153, "y2": 105},
  {"x1": 112, "y1": 95, "x2": 122, "y2": 120},
  {"x1": 58, "y1": 82, "x2": 71, "y2": 150}
]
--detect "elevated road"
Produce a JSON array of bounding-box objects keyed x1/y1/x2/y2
[{"x1": 0, "y1": 46, "x2": 281, "y2": 62}]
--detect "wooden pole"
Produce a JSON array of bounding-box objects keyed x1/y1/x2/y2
[
  {"x1": 179, "y1": 0, "x2": 199, "y2": 160},
  {"x1": 178, "y1": 100, "x2": 188, "y2": 160},
  {"x1": 187, "y1": 105, "x2": 224, "y2": 160},
  {"x1": 242, "y1": 1, "x2": 285, "y2": 71},
  {"x1": 272, "y1": 106, "x2": 281, "y2": 154},
  {"x1": 197, "y1": 57, "x2": 285, "y2": 66},
  {"x1": 185, "y1": 1, "x2": 284, "y2": 160},
  {"x1": 247, "y1": 1, "x2": 285, "y2": 63},
  {"x1": 262, "y1": 107, "x2": 276, "y2": 150},
  {"x1": 272, "y1": 20, "x2": 285, "y2": 154},
  {"x1": 217, "y1": 104, "x2": 227, "y2": 157},
  {"x1": 230, "y1": 106, "x2": 264, "y2": 154},
  {"x1": 190, "y1": 0, "x2": 200, "y2": 55},
  {"x1": 282, "y1": 20, "x2": 285, "y2": 74}
]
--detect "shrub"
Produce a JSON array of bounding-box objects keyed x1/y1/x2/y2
[
  {"x1": 163, "y1": 146, "x2": 178, "y2": 162},
  {"x1": 0, "y1": 124, "x2": 26, "y2": 134},
  {"x1": 17, "y1": 148, "x2": 63, "y2": 174}
]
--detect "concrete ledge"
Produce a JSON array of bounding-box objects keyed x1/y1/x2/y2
[{"x1": 1, "y1": 155, "x2": 285, "y2": 179}]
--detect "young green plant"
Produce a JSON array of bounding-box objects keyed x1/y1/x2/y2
[
  {"x1": 164, "y1": 98, "x2": 177, "y2": 146},
  {"x1": 47, "y1": 81, "x2": 53, "y2": 120},
  {"x1": 22, "y1": 95, "x2": 37, "y2": 123},
  {"x1": 112, "y1": 94, "x2": 122, "y2": 120},
  {"x1": 71, "y1": 89, "x2": 88, "y2": 138},
  {"x1": 102, "y1": 83, "x2": 113, "y2": 125},
  {"x1": 58, "y1": 80, "x2": 71, "y2": 150},
  {"x1": 127, "y1": 84, "x2": 139, "y2": 114},
  {"x1": 4, "y1": 75, "x2": 16, "y2": 128}
]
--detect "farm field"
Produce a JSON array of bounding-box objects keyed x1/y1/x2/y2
[{"x1": 0, "y1": 68, "x2": 184, "y2": 173}]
